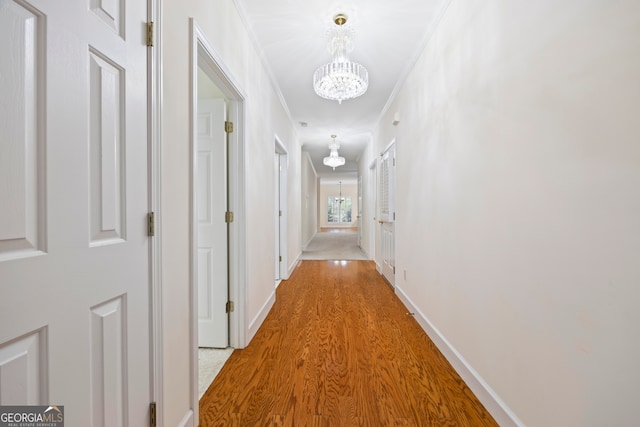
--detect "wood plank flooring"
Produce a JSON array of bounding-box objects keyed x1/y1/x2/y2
[{"x1": 199, "y1": 260, "x2": 497, "y2": 426}]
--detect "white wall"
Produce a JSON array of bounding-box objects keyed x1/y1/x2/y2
[
  {"x1": 373, "y1": 0, "x2": 640, "y2": 425},
  {"x1": 319, "y1": 183, "x2": 358, "y2": 228},
  {"x1": 161, "y1": 1, "x2": 301, "y2": 425},
  {"x1": 281, "y1": 137, "x2": 302, "y2": 277},
  {"x1": 358, "y1": 139, "x2": 376, "y2": 259},
  {"x1": 301, "y1": 152, "x2": 318, "y2": 247}
]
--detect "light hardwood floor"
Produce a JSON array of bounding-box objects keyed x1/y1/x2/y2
[{"x1": 200, "y1": 260, "x2": 497, "y2": 426}]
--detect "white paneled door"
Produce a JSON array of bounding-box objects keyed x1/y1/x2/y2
[
  {"x1": 0, "y1": 0, "x2": 152, "y2": 425},
  {"x1": 380, "y1": 143, "x2": 396, "y2": 286},
  {"x1": 197, "y1": 99, "x2": 228, "y2": 348}
]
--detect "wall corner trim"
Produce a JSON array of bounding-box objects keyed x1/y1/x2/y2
[
  {"x1": 395, "y1": 286, "x2": 525, "y2": 427},
  {"x1": 247, "y1": 290, "x2": 276, "y2": 343},
  {"x1": 177, "y1": 410, "x2": 194, "y2": 427},
  {"x1": 288, "y1": 253, "x2": 301, "y2": 279}
]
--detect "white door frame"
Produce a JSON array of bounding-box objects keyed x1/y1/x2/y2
[
  {"x1": 189, "y1": 19, "x2": 248, "y2": 424},
  {"x1": 149, "y1": 0, "x2": 164, "y2": 424},
  {"x1": 275, "y1": 136, "x2": 289, "y2": 282}
]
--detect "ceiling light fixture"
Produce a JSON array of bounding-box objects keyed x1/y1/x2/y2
[
  {"x1": 323, "y1": 135, "x2": 346, "y2": 170},
  {"x1": 313, "y1": 13, "x2": 368, "y2": 104}
]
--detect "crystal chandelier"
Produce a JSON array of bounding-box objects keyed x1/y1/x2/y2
[
  {"x1": 313, "y1": 14, "x2": 368, "y2": 104},
  {"x1": 323, "y1": 135, "x2": 345, "y2": 170}
]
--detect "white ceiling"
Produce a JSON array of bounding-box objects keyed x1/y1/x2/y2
[{"x1": 234, "y1": 0, "x2": 447, "y2": 177}]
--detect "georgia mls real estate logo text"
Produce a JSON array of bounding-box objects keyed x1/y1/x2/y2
[{"x1": 0, "y1": 406, "x2": 64, "y2": 427}]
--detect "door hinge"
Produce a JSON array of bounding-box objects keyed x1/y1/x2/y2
[
  {"x1": 279, "y1": 255, "x2": 282, "y2": 262},
  {"x1": 225, "y1": 211, "x2": 234, "y2": 223},
  {"x1": 147, "y1": 212, "x2": 155, "y2": 236},
  {"x1": 393, "y1": 212, "x2": 396, "y2": 221},
  {"x1": 279, "y1": 210, "x2": 282, "y2": 217},
  {"x1": 150, "y1": 402, "x2": 156, "y2": 427},
  {"x1": 225, "y1": 121, "x2": 234, "y2": 133},
  {"x1": 226, "y1": 301, "x2": 235, "y2": 313},
  {"x1": 146, "y1": 22, "x2": 154, "y2": 47}
]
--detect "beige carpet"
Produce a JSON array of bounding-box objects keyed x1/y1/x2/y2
[
  {"x1": 300, "y1": 229, "x2": 368, "y2": 260},
  {"x1": 199, "y1": 348, "x2": 234, "y2": 399}
]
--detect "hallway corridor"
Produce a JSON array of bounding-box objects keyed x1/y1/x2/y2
[{"x1": 199, "y1": 261, "x2": 496, "y2": 426}]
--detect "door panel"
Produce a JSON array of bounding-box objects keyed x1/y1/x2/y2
[
  {"x1": 0, "y1": 0, "x2": 152, "y2": 425},
  {"x1": 0, "y1": 329, "x2": 46, "y2": 404},
  {"x1": 0, "y1": 0, "x2": 45, "y2": 260},
  {"x1": 89, "y1": 49, "x2": 126, "y2": 246},
  {"x1": 197, "y1": 98, "x2": 228, "y2": 348},
  {"x1": 90, "y1": 297, "x2": 126, "y2": 426}
]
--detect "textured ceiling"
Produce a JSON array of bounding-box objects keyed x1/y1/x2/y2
[{"x1": 234, "y1": 0, "x2": 448, "y2": 177}]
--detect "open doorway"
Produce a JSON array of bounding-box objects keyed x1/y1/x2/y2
[
  {"x1": 274, "y1": 137, "x2": 288, "y2": 285},
  {"x1": 190, "y1": 19, "x2": 248, "y2": 420},
  {"x1": 369, "y1": 157, "x2": 378, "y2": 266},
  {"x1": 195, "y1": 67, "x2": 230, "y2": 395}
]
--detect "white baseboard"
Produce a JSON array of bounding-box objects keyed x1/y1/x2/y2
[
  {"x1": 247, "y1": 290, "x2": 276, "y2": 343},
  {"x1": 177, "y1": 410, "x2": 194, "y2": 427},
  {"x1": 395, "y1": 286, "x2": 525, "y2": 427}
]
